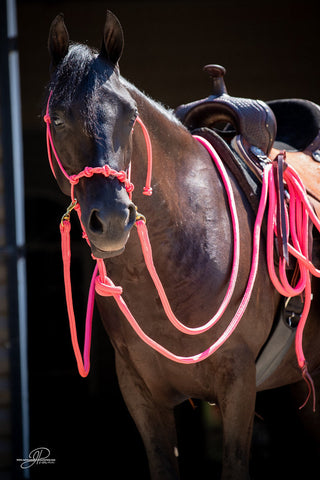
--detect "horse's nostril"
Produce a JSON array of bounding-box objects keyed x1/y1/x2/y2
[
  {"x1": 89, "y1": 210, "x2": 104, "y2": 234},
  {"x1": 89, "y1": 204, "x2": 135, "y2": 236},
  {"x1": 127, "y1": 203, "x2": 136, "y2": 226}
]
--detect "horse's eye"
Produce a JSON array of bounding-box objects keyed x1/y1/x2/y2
[
  {"x1": 130, "y1": 111, "x2": 138, "y2": 128},
  {"x1": 53, "y1": 116, "x2": 64, "y2": 127}
]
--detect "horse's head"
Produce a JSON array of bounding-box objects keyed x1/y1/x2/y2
[{"x1": 46, "y1": 12, "x2": 137, "y2": 258}]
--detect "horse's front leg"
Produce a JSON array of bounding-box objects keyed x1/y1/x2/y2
[
  {"x1": 115, "y1": 352, "x2": 180, "y2": 480},
  {"x1": 216, "y1": 349, "x2": 256, "y2": 480}
]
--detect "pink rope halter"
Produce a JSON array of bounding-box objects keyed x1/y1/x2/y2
[
  {"x1": 44, "y1": 90, "x2": 152, "y2": 201},
  {"x1": 44, "y1": 90, "x2": 320, "y2": 410}
]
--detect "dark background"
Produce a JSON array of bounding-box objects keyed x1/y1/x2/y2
[{"x1": 16, "y1": 0, "x2": 320, "y2": 478}]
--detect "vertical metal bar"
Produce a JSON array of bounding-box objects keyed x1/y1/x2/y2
[
  {"x1": 1, "y1": 0, "x2": 29, "y2": 476},
  {"x1": 6, "y1": 0, "x2": 30, "y2": 473}
]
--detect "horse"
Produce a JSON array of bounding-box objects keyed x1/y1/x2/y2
[{"x1": 44, "y1": 11, "x2": 320, "y2": 479}]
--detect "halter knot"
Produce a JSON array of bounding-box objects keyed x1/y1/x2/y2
[
  {"x1": 43, "y1": 114, "x2": 51, "y2": 124},
  {"x1": 69, "y1": 175, "x2": 80, "y2": 186},
  {"x1": 125, "y1": 181, "x2": 134, "y2": 193},
  {"x1": 103, "y1": 164, "x2": 111, "y2": 176},
  {"x1": 116, "y1": 170, "x2": 127, "y2": 182},
  {"x1": 143, "y1": 186, "x2": 153, "y2": 196},
  {"x1": 84, "y1": 166, "x2": 94, "y2": 177}
]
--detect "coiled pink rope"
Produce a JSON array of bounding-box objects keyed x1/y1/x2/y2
[
  {"x1": 59, "y1": 136, "x2": 268, "y2": 368},
  {"x1": 265, "y1": 163, "x2": 320, "y2": 410},
  {"x1": 129, "y1": 136, "x2": 241, "y2": 335}
]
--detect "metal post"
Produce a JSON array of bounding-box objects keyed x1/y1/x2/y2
[{"x1": 0, "y1": 0, "x2": 29, "y2": 476}]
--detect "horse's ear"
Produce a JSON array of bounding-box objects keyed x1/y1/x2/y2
[
  {"x1": 48, "y1": 13, "x2": 69, "y2": 69},
  {"x1": 100, "y1": 11, "x2": 124, "y2": 66}
]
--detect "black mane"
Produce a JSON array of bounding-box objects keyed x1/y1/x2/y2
[{"x1": 46, "y1": 43, "x2": 117, "y2": 135}]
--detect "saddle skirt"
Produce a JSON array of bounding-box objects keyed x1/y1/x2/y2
[{"x1": 175, "y1": 64, "x2": 320, "y2": 217}]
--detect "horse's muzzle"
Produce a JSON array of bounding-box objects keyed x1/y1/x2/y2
[{"x1": 85, "y1": 201, "x2": 136, "y2": 258}]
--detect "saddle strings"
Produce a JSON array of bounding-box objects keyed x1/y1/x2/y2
[{"x1": 45, "y1": 92, "x2": 320, "y2": 409}]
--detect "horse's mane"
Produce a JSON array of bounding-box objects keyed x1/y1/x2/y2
[
  {"x1": 120, "y1": 77, "x2": 185, "y2": 128},
  {"x1": 47, "y1": 43, "x2": 184, "y2": 130}
]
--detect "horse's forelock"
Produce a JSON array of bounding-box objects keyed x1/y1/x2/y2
[{"x1": 49, "y1": 44, "x2": 95, "y2": 105}]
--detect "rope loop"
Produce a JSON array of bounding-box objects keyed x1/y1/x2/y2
[{"x1": 95, "y1": 275, "x2": 123, "y2": 296}]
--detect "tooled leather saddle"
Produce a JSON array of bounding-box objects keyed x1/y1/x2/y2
[{"x1": 175, "y1": 64, "x2": 320, "y2": 218}]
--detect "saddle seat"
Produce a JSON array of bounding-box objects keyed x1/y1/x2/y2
[{"x1": 175, "y1": 65, "x2": 320, "y2": 217}]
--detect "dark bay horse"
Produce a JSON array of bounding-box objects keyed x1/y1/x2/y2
[{"x1": 45, "y1": 11, "x2": 320, "y2": 479}]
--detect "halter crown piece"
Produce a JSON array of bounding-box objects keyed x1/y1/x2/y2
[{"x1": 44, "y1": 90, "x2": 320, "y2": 411}]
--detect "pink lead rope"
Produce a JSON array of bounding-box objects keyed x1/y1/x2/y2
[{"x1": 45, "y1": 93, "x2": 319, "y2": 409}]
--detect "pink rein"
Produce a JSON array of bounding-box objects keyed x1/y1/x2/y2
[{"x1": 45, "y1": 92, "x2": 320, "y2": 409}]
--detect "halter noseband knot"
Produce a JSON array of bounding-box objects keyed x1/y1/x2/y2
[
  {"x1": 69, "y1": 175, "x2": 80, "y2": 185},
  {"x1": 84, "y1": 166, "x2": 94, "y2": 177}
]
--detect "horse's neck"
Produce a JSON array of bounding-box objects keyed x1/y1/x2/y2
[
  {"x1": 129, "y1": 86, "x2": 209, "y2": 222},
  {"x1": 115, "y1": 85, "x2": 235, "y2": 307},
  {"x1": 127, "y1": 86, "x2": 234, "y2": 263}
]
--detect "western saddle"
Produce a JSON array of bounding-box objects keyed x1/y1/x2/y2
[
  {"x1": 175, "y1": 64, "x2": 320, "y2": 218},
  {"x1": 175, "y1": 65, "x2": 320, "y2": 384}
]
